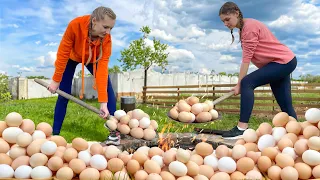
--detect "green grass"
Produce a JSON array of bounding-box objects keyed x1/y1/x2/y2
[{"x1": 0, "y1": 97, "x2": 282, "y2": 142}]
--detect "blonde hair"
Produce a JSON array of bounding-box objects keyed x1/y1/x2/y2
[{"x1": 86, "y1": 6, "x2": 116, "y2": 65}]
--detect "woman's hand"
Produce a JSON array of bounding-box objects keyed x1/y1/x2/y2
[
  {"x1": 100, "y1": 102, "x2": 110, "y2": 119},
  {"x1": 47, "y1": 81, "x2": 60, "y2": 93},
  {"x1": 232, "y1": 84, "x2": 241, "y2": 95}
]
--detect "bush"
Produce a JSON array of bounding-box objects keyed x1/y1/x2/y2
[{"x1": 0, "y1": 73, "x2": 12, "y2": 102}]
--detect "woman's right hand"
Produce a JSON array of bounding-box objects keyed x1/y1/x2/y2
[
  {"x1": 231, "y1": 84, "x2": 241, "y2": 95},
  {"x1": 47, "y1": 81, "x2": 60, "y2": 93}
]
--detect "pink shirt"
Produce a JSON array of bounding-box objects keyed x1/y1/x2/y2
[{"x1": 241, "y1": 18, "x2": 295, "y2": 68}]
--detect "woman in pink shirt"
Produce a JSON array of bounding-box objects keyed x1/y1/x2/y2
[{"x1": 218, "y1": 2, "x2": 297, "y2": 138}]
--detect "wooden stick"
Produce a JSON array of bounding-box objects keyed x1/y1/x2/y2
[{"x1": 212, "y1": 91, "x2": 234, "y2": 105}]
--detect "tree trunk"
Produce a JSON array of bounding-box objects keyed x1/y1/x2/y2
[{"x1": 143, "y1": 68, "x2": 148, "y2": 103}]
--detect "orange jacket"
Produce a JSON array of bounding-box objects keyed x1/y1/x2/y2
[{"x1": 52, "y1": 15, "x2": 112, "y2": 102}]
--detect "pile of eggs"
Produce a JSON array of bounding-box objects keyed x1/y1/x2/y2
[
  {"x1": 1, "y1": 107, "x2": 320, "y2": 180},
  {"x1": 169, "y1": 96, "x2": 219, "y2": 123},
  {"x1": 105, "y1": 109, "x2": 158, "y2": 140}
]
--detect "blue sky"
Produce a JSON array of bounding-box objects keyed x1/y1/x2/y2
[{"x1": 0, "y1": 0, "x2": 319, "y2": 79}]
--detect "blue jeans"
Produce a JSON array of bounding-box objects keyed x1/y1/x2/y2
[
  {"x1": 240, "y1": 57, "x2": 297, "y2": 123},
  {"x1": 52, "y1": 59, "x2": 117, "y2": 135}
]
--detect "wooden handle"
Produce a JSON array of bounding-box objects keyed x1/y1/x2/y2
[
  {"x1": 212, "y1": 91, "x2": 234, "y2": 105},
  {"x1": 34, "y1": 79, "x2": 101, "y2": 115}
]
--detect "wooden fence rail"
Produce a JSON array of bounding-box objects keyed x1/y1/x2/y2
[{"x1": 142, "y1": 83, "x2": 320, "y2": 116}]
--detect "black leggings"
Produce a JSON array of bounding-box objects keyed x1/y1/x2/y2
[{"x1": 240, "y1": 57, "x2": 297, "y2": 123}]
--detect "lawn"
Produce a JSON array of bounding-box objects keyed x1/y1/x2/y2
[{"x1": 0, "y1": 97, "x2": 279, "y2": 142}]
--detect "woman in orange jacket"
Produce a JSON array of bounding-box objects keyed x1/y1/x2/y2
[{"x1": 47, "y1": 7, "x2": 117, "y2": 141}]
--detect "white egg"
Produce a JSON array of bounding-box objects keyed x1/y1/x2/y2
[
  {"x1": 114, "y1": 110, "x2": 126, "y2": 120},
  {"x1": 90, "y1": 154, "x2": 108, "y2": 170},
  {"x1": 31, "y1": 166, "x2": 52, "y2": 179},
  {"x1": 151, "y1": 155, "x2": 164, "y2": 167},
  {"x1": 137, "y1": 146, "x2": 150, "y2": 156},
  {"x1": 139, "y1": 117, "x2": 151, "y2": 129},
  {"x1": 302, "y1": 150, "x2": 320, "y2": 166},
  {"x1": 272, "y1": 127, "x2": 287, "y2": 142},
  {"x1": 218, "y1": 157, "x2": 236, "y2": 173},
  {"x1": 305, "y1": 108, "x2": 320, "y2": 123},
  {"x1": 0, "y1": 164, "x2": 14, "y2": 178},
  {"x1": 257, "y1": 134, "x2": 276, "y2": 151},
  {"x1": 14, "y1": 165, "x2": 32, "y2": 179},
  {"x1": 2, "y1": 127, "x2": 23, "y2": 144},
  {"x1": 78, "y1": 150, "x2": 92, "y2": 166},
  {"x1": 209, "y1": 109, "x2": 219, "y2": 119},
  {"x1": 32, "y1": 130, "x2": 46, "y2": 140},
  {"x1": 190, "y1": 113, "x2": 196, "y2": 122},
  {"x1": 168, "y1": 161, "x2": 188, "y2": 177},
  {"x1": 128, "y1": 119, "x2": 139, "y2": 128},
  {"x1": 41, "y1": 141, "x2": 57, "y2": 156},
  {"x1": 282, "y1": 147, "x2": 297, "y2": 160},
  {"x1": 204, "y1": 155, "x2": 219, "y2": 170}
]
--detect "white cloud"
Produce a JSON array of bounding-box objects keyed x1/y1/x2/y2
[
  {"x1": 36, "y1": 51, "x2": 57, "y2": 67},
  {"x1": 35, "y1": 41, "x2": 41, "y2": 45},
  {"x1": 45, "y1": 42, "x2": 58, "y2": 46},
  {"x1": 167, "y1": 46, "x2": 195, "y2": 62},
  {"x1": 57, "y1": 33, "x2": 63, "y2": 36},
  {"x1": 219, "y1": 55, "x2": 236, "y2": 62},
  {"x1": 150, "y1": 29, "x2": 179, "y2": 42}
]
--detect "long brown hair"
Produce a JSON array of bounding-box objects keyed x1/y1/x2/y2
[
  {"x1": 86, "y1": 6, "x2": 116, "y2": 65},
  {"x1": 219, "y1": 2, "x2": 244, "y2": 44}
]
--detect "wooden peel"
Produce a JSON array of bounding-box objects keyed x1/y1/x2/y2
[{"x1": 34, "y1": 78, "x2": 109, "y2": 118}]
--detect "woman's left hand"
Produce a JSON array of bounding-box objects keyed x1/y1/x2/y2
[{"x1": 99, "y1": 102, "x2": 110, "y2": 119}]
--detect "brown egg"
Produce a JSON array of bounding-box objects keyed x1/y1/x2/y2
[
  {"x1": 178, "y1": 112, "x2": 192, "y2": 123},
  {"x1": 312, "y1": 165, "x2": 320, "y2": 179},
  {"x1": 275, "y1": 153, "x2": 294, "y2": 168},
  {"x1": 120, "y1": 115, "x2": 130, "y2": 125},
  {"x1": 72, "y1": 138, "x2": 88, "y2": 151},
  {"x1": 79, "y1": 168, "x2": 100, "y2": 180},
  {"x1": 243, "y1": 129, "x2": 258, "y2": 143},
  {"x1": 56, "y1": 167, "x2": 74, "y2": 180},
  {"x1": 0, "y1": 153, "x2": 12, "y2": 165},
  {"x1": 303, "y1": 125, "x2": 319, "y2": 139},
  {"x1": 294, "y1": 162, "x2": 312, "y2": 180},
  {"x1": 0, "y1": 139, "x2": 10, "y2": 153},
  {"x1": 130, "y1": 127, "x2": 144, "y2": 139},
  {"x1": 119, "y1": 124, "x2": 131, "y2": 135},
  {"x1": 189, "y1": 154, "x2": 203, "y2": 166},
  {"x1": 163, "y1": 150, "x2": 177, "y2": 166},
  {"x1": 285, "y1": 121, "x2": 301, "y2": 135},
  {"x1": 232, "y1": 144, "x2": 247, "y2": 160},
  {"x1": 50, "y1": 135, "x2": 67, "y2": 147},
  {"x1": 246, "y1": 151, "x2": 260, "y2": 164},
  {"x1": 235, "y1": 139, "x2": 245, "y2": 145},
  {"x1": 282, "y1": 133, "x2": 298, "y2": 144},
  {"x1": 36, "y1": 122, "x2": 53, "y2": 137},
  {"x1": 99, "y1": 170, "x2": 113, "y2": 180},
  {"x1": 300, "y1": 121, "x2": 314, "y2": 131},
  {"x1": 134, "y1": 170, "x2": 148, "y2": 180},
  {"x1": 0, "y1": 121, "x2": 8, "y2": 136},
  {"x1": 178, "y1": 101, "x2": 191, "y2": 112},
  {"x1": 118, "y1": 152, "x2": 131, "y2": 165},
  {"x1": 186, "y1": 160, "x2": 199, "y2": 176},
  {"x1": 148, "y1": 147, "x2": 164, "y2": 158},
  {"x1": 258, "y1": 122, "x2": 273, "y2": 135},
  {"x1": 69, "y1": 158, "x2": 86, "y2": 174},
  {"x1": 108, "y1": 158, "x2": 125, "y2": 173},
  {"x1": 63, "y1": 147, "x2": 78, "y2": 162},
  {"x1": 211, "y1": 172, "x2": 230, "y2": 180},
  {"x1": 257, "y1": 156, "x2": 272, "y2": 172},
  {"x1": 280, "y1": 166, "x2": 299, "y2": 180},
  {"x1": 294, "y1": 139, "x2": 308, "y2": 156},
  {"x1": 199, "y1": 164, "x2": 214, "y2": 179},
  {"x1": 187, "y1": 96, "x2": 199, "y2": 106},
  {"x1": 9, "y1": 146, "x2": 26, "y2": 159},
  {"x1": 230, "y1": 171, "x2": 246, "y2": 180},
  {"x1": 277, "y1": 138, "x2": 293, "y2": 151},
  {"x1": 20, "y1": 119, "x2": 35, "y2": 134},
  {"x1": 272, "y1": 112, "x2": 289, "y2": 127},
  {"x1": 47, "y1": 156, "x2": 63, "y2": 171},
  {"x1": 288, "y1": 116, "x2": 297, "y2": 122},
  {"x1": 177, "y1": 175, "x2": 195, "y2": 180},
  {"x1": 144, "y1": 159, "x2": 161, "y2": 174},
  {"x1": 308, "y1": 136, "x2": 320, "y2": 151},
  {"x1": 201, "y1": 103, "x2": 210, "y2": 112},
  {"x1": 169, "y1": 108, "x2": 179, "y2": 119},
  {"x1": 143, "y1": 129, "x2": 156, "y2": 140},
  {"x1": 191, "y1": 103, "x2": 203, "y2": 115},
  {"x1": 236, "y1": 157, "x2": 254, "y2": 174},
  {"x1": 126, "y1": 159, "x2": 140, "y2": 175},
  {"x1": 160, "y1": 171, "x2": 176, "y2": 180},
  {"x1": 90, "y1": 143, "x2": 103, "y2": 155},
  {"x1": 30, "y1": 153, "x2": 48, "y2": 167},
  {"x1": 26, "y1": 138, "x2": 47, "y2": 156},
  {"x1": 243, "y1": 143, "x2": 258, "y2": 152},
  {"x1": 132, "y1": 151, "x2": 148, "y2": 166},
  {"x1": 5, "y1": 112, "x2": 23, "y2": 127},
  {"x1": 261, "y1": 147, "x2": 277, "y2": 162},
  {"x1": 16, "y1": 132, "x2": 32, "y2": 148},
  {"x1": 195, "y1": 142, "x2": 213, "y2": 157},
  {"x1": 196, "y1": 112, "x2": 212, "y2": 123},
  {"x1": 11, "y1": 155, "x2": 29, "y2": 170},
  {"x1": 268, "y1": 165, "x2": 281, "y2": 180}
]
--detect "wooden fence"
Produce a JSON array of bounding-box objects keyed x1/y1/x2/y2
[{"x1": 142, "y1": 83, "x2": 320, "y2": 116}]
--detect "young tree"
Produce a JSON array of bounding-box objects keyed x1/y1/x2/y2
[
  {"x1": 118, "y1": 26, "x2": 169, "y2": 102},
  {"x1": 109, "y1": 65, "x2": 122, "y2": 73}
]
